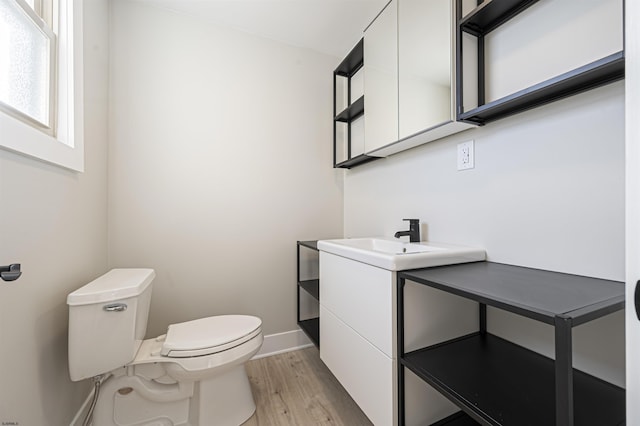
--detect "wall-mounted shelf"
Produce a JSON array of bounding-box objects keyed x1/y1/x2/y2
[
  {"x1": 459, "y1": 52, "x2": 625, "y2": 125},
  {"x1": 335, "y1": 96, "x2": 364, "y2": 123},
  {"x1": 333, "y1": 39, "x2": 381, "y2": 169},
  {"x1": 397, "y1": 261, "x2": 625, "y2": 426},
  {"x1": 297, "y1": 240, "x2": 320, "y2": 347},
  {"x1": 456, "y1": 0, "x2": 625, "y2": 126},
  {"x1": 335, "y1": 153, "x2": 379, "y2": 169},
  {"x1": 334, "y1": 39, "x2": 364, "y2": 77},
  {"x1": 459, "y1": 0, "x2": 539, "y2": 36}
]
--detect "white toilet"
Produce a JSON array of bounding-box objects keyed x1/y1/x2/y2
[{"x1": 67, "y1": 268, "x2": 263, "y2": 426}]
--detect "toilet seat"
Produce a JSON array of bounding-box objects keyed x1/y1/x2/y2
[{"x1": 161, "y1": 315, "x2": 262, "y2": 358}]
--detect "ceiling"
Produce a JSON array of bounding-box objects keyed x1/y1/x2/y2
[{"x1": 131, "y1": 0, "x2": 389, "y2": 58}]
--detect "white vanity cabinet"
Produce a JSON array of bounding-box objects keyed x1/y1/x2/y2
[
  {"x1": 319, "y1": 250, "x2": 479, "y2": 425},
  {"x1": 320, "y1": 252, "x2": 395, "y2": 425}
]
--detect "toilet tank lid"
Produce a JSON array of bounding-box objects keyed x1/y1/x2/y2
[{"x1": 67, "y1": 269, "x2": 156, "y2": 306}]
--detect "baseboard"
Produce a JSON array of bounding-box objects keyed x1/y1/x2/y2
[{"x1": 252, "y1": 328, "x2": 314, "y2": 360}]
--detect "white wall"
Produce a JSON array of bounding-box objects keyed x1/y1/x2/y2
[
  {"x1": 0, "y1": 0, "x2": 109, "y2": 423},
  {"x1": 345, "y1": 81, "x2": 625, "y2": 385},
  {"x1": 108, "y1": 0, "x2": 343, "y2": 338}
]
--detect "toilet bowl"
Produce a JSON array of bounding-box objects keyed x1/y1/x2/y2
[{"x1": 67, "y1": 269, "x2": 263, "y2": 426}]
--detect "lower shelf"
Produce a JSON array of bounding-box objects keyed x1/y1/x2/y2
[
  {"x1": 298, "y1": 317, "x2": 319, "y2": 347},
  {"x1": 299, "y1": 279, "x2": 319, "y2": 300},
  {"x1": 335, "y1": 153, "x2": 380, "y2": 169},
  {"x1": 402, "y1": 332, "x2": 625, "y2": 426},
  {"x1": 431, "y1": 412, "x2": 479, "y2": 426}
]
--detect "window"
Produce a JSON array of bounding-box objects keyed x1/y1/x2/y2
[
  {"x1": 0, "y1": 0, "x2": 56, "y2": 133},
  {"x1": 0, "y1": 0, "x2": 84, "y2": 172}
]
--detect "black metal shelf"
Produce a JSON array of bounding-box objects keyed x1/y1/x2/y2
[
  {"x1": 399, "y1": 261, "x2": 625, "y2": 326},
  {"x1": 298, "y1": 317, "x2": 320, "y2": 347},
  {"x1": 297, "y1": 240, "x2": 320, "y2": 348},
  {"x1": 403, "y1": 332, "x2": 625, "y2": 426},
  {"x1": 397, "y1": 261, "x2": 625, "y2": 426},
  {"x1": 459, "y1": 51, "x2": 625, "y2": 125},
  {"x1": 335, "y1": 153, "x2": 379, "y2": 169},
  {"x1": 298, "y1": 240, "x2": 318, "y2": 251},
  {"x1": 460, "y1": 0, "x2": 539, "y2": 36},
  {"x1": 455, "y1": 0, "x2": 625, "y2": 126},
  {"x1": 298, "y1": 279, "x2": 319, "y2": 301},
  {"x1": 335, "y1": 96, "x2": 364, "y2": 122},
  {"x1": 334, "y1": 38, "x2": 364, "y2": 77},
  {"x1": 333, "y1": 38, "x2": 380, "y2": 169}
]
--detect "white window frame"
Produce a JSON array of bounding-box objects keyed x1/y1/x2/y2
[{"x1": 0, "y1": 0, "x2": 84, "y2": 172}]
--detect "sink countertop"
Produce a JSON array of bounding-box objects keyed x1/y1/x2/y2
[{"x1": 317, "y1": 237, "x2": 486, "y2": 271}]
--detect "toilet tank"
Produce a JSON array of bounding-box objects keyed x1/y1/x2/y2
[{"x1": 67, "y1": 269, "x2": 156, "y2": 381}]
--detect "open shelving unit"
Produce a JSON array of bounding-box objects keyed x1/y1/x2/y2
[
  {"x1": 297, "y1": 240, "x2": 320, "y2": 347},
  {"x1": 455, "y1": 0, "x2": 625, "y2": 125},
  {"x1": 397, "y1": 261, "x2": 625, "y2": 426},
  {"x1": 333, "y1": 39, "x2": 379, "y2": 169}
]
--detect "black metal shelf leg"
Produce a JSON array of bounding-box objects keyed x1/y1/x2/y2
[
  {"x1": 479, "y1": 303, "x2": 487, "y2": 335},
  {"x1": 297, "y1": 243, "x2": 301, "y2": 323},
  {"x1": 555, "y1": 314, "x2": 574, "y2": 426},
  {"x1": 398, "y1": 276, "x2": 406, "y2": 426}
]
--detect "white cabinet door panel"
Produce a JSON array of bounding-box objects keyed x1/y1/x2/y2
[
  {"x1": 320, "y1": 252, "x2": 394, "y2": 356},
  {"x1": 364, "y1": 0, "x2": 398, "y2": 154},
  {"x1": 320, "y1": 306, "x2": 394, "y2": 426}
]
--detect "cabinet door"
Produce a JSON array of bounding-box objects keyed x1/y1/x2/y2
[
  {"x1": 320, "y1": 252, "x2": 394, "y2": 356},
  {"x1": 320, "y1": 306, "x2": 394, "y2": 426},
  {"x1": 364, "y1": 0, "x2": 398, "y2": 154},
  {"x1": 398, "y1": 0, "x2": 452, "y2": 139}
]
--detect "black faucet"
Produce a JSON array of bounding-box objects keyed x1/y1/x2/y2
[{"x1": 394, "y1": 219, "x2": 420, "y2": 242}]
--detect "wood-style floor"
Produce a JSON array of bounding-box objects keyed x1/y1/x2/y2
[{"x1": 242, "y1": 347, "x2": 373, "y2": 426}]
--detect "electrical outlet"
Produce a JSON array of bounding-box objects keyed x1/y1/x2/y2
[{"x1": 457, "y1": 140, "x2": 474, "y2": 171}]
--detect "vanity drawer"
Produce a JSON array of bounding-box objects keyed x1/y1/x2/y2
[
  {"x1": 320, "y1": 252, "x2": 394, "y2": 356},
  {"x1": 320, "y1": 305, "x2": 394, "y2": 426}
]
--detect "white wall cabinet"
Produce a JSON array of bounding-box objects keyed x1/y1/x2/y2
[
  {"x1": 363, "y1": 0, "x2": 475, "y2": 159},
  {"x1": 363, "y1": 0, "x2": 398, "y2": 155},
  {"x1": 398, "y1": 0, "x2": 456, "y2": 139}
]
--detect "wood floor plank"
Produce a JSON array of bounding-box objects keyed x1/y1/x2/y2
[{"x1": 243, "y1": 347, "x2": 373, "y2": 426}]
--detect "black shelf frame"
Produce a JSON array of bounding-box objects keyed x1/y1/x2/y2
[
  {"x1": 297, "y1": 240, "x2": 320, "y2": 347},
  {"x1": 397, "y1": 261, "x2": 625, "y2": 426},
  {"x1": 460, "y1": 0, "x2": 539, "y2": 36},
  {"x1": 455, "y1": 0, "x2": 625, "y2": 125},
  {"x1": 333, "y1": 39, "x2": 380, "y2": 169}
]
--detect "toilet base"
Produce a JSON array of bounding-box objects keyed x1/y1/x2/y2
[
  {"x1": 92, "y1": 365, "x2": 256, "y2": 426},
  {"x1": 191, "y1": 366, "x2": 257, "y2": 425}
]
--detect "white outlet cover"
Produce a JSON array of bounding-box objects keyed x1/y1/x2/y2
[{"x1": 457, "y1": 140, "x2": 475, "y2": 171}]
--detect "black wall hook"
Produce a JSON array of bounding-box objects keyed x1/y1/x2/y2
[{"x1": 1, "y1": 264, "x2": 22, "y2": 282}]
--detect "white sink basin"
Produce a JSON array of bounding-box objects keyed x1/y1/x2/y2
[{"x1": 317, "y1": 237, "x2": 485, "y2": 271}]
